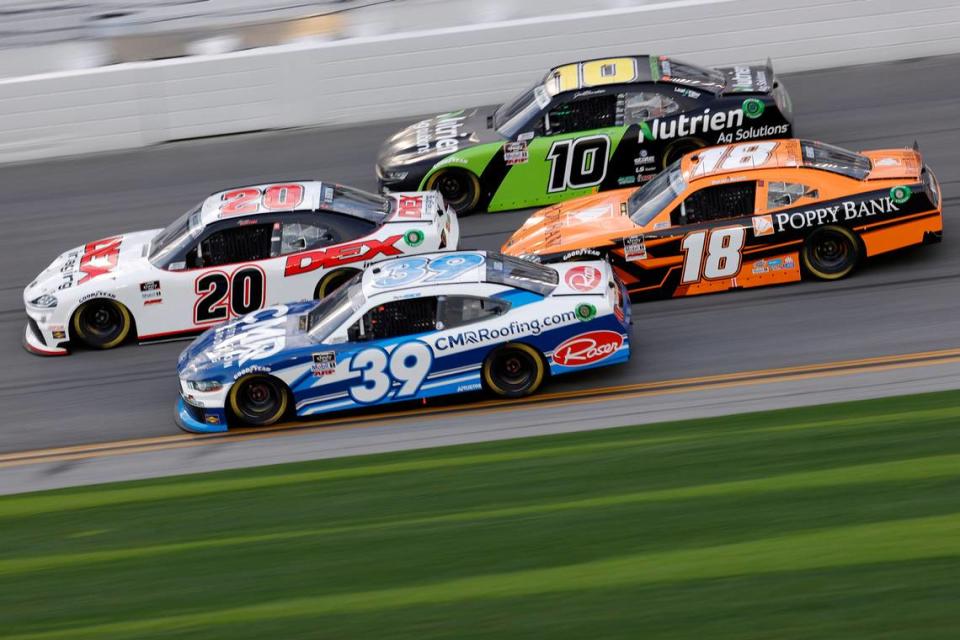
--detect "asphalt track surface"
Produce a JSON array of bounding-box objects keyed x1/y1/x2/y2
[{"x1": 0, "y1": 54, "x2": 958, "y2": 457}]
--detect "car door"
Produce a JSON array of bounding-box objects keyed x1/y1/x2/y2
[
  {"x1": 667, "y1": 179, "x2": 759, "y2": 294},
  {"x1": 490, "y1": 91, "x2": 624, "y2": 211},
  {"x1": 148, "y1": 218, "x2": 278, "y2": 337},
  {"x1": 331, "y1": 296, "x2": 442, "y2": 408}
]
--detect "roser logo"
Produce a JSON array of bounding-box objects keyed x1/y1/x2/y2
[
  {"x1": 552, "y1": 330, "x2": 624, "y2": 367},
  {"x1": 564, "y1": 265, "x2": 603, "y2": 292}
]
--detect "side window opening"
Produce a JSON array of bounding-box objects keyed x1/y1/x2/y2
[
  {"x1": 438, "y1": 296, "x2": 510, "y2": 330},
  {"x1": 188, "y1": 223, "x2": 273, "y2": 268},
  {"x1": 766, "y1": 182, "x2": 819, "y2": 209},
  {"x1": 279, "y1": 221, "x2": 337, "y2": 256},
  {"x1": 623, "y1": 91, "x2": 681, "y2": 124},
  {"x1": 348, "y1": 297, "x2": 439, "y2": 342},
  {"x1": 671, "y1": 181, "x2": 757, "y2": 226},
  {"x1": 545, "y1": 94, "x2": 618, "y2": 135}
]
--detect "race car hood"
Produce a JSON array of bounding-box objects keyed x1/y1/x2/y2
[
  {"x1": 502, "y1": 191, "x2": 638, "y2": 257},
  {"x1": 377, "y1": 107, "x2": 501, "y2": 169},
  {"x1": 862, "y1": 149, "x2": 922, "y2": 181},
  {"x1": 24, "y1": 229, "x2": 160, "y2": 301},
  {"x1": 716, "y1": 64, "x2": 775, "y2": 94},
  {"x1": 178, "y1": 300, "x2": 319, "y2": 379}
]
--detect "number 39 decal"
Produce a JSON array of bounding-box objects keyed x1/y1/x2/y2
[{"x1": 349, "y1": 342, "x2": 433, "y2": 404}]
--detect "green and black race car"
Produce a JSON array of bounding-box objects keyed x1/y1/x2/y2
[{"x1": 376, "y1": 54, "x2": 794, "y2": 215}]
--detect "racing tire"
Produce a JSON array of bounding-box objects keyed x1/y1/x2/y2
[
  {"x1": 425, "y1": 169, "x2": 481, "y2": 216},
  {"x1": 802, "y1": 225, "x2": 861, "y2": 280},
  {"x1": 482, "y1": 343, "x2": 547, "y2": 398},
  {"x1": 228, "y1": 374, "x2": 291, "y2": 427},
  {"x1": 662, "y1": 137, "x2": 707, "y2": 169},
  {"x1": 315, "y1": 269, "x2": 359, "y2": 299},
  {"x1": 71, "y1": 299, "x2": 133, "y2": 349}
]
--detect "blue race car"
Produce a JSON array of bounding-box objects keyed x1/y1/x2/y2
[{"x1": 175, "y1": 251, "x2": 631, "y2": 432}]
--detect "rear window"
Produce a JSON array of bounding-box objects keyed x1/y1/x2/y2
[
  {"x1": 321, "y1": 184, "x2": 392, "y2": 223},
  {"x1": 486, "y1": 253, "x2": 558, "y2": 296},
  {"x1": 800, "y1": 140, "x2": 871, "y2": 180}
]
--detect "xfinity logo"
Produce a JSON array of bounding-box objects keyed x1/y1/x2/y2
[
  {"x1": 773, "y1": 197, "x2": 899, "y2": 232},
  {"x1": 639, "y1": 108, "x2": 745, "y2": 142}
]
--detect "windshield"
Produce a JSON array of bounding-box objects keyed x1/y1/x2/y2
[
  {"x1": 307, "y1": 273, "x2": 366, "y2": 342},
  {"x1": 658, "y1": 57, "x2": 725, "y2": 92},
  {"x1": 628, "y1": 160, "x2": 687, "y2": 226},
  {"x1": 800, "y1": 140, "x2": 872, "y2": 180},
  {"x1": 486, "y1": 253, "x2": 558, "y2": 296},
  {"x1": 148, "y1": 205, "x2": 203, "y2": 267},
  {"x1": 322, "y1": 184, "x2": 392, "y2": 223},
  {"x1": 494, "y1": 83, "x2": 549, "y2": 138}
]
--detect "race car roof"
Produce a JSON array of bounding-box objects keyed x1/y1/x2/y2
[
  {"x1": 544, "y1": 55, "x2": 725, "y2": 97},
  {"x1": 360, "y1": 251, "x2": 488, "y2": 298},
  {"x1": 682, "y1": 139, "x2": 806, "y2": 182},
  {"x1": 360, "y1": 251, "x2": 561, "y2": 299},
  {"x1": 198, "y1": 181, "x2": 390, "y2": 227}
]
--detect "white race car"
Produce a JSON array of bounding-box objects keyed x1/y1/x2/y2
[{"x1": 23, "y1": 182, "x2": 459, "y2": 355}]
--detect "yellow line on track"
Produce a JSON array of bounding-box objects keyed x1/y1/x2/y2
[{"x1": 2, "y1": 347, "x2": 959, "y2": 469}]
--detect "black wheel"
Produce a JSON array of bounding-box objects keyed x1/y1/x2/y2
[
  {"x1": 315, "y1": 269, "x2": 358, "y2": 299},
  {"x1": 71, "y1": 299, "x2": 133, "y2": 349},
  {"x1": 662, "y1": 137, "x2": 707, "y2": 168},
  {"x1": 426, "y1": 169, "x2": 481, "y2": 216},
  {"x1": 482, "y1": 343, "x2": 546, "y2": 398},
  {"x1": 229, "y1": 375, "x2": 290, "y2": 427},
  {"x1": 802, "y1": 225, "x2": 861, "y2": 280}
]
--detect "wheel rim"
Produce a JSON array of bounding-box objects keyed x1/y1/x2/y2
[
  {"x1": 236, "y1": 378, "x2": 283, "y2": 423},
  {"x1": 81, "y1": 302, "x2": 123, "y2": 341},
  {"x1": 437, "y1": 174, "x2": 467, "y2": 205},
  {"x1": 492, "y1": 350, "x2": 535, "y2": 390},
  {"x1": 810, "y1": 231, "x2": 854, "y2": 274}
]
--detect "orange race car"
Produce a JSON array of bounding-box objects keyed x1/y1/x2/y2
[{"x1": 502, "y1": 139, "x2": 942, "y2": 299}]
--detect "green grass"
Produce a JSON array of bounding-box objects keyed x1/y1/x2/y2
[{"x1": 2, "y1": 391, "x2": 960, "y2": 639}]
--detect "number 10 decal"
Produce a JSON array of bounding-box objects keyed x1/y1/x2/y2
[
  {"x1": 547, "y1": 135, "x2": 610, "y2": 192},
  {"x1": 680, "y1": 227, "x2": 746, "y2": 283}
]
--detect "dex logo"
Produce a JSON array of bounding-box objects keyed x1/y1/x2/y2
[{"x1": 284, "y1": 235, "x2": 404, "y2": 277}]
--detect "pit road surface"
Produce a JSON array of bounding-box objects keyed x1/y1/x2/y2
[{"x1": 0, "y1": 54, "x2": 957, "y2": 455}]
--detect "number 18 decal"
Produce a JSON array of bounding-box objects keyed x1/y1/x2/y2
[
  {"x1": 349, "y1": 342, "x2": 433, "y2": 404},
  {"x1": 680, "y1": 227, "x2": 746, "y2": 283}
]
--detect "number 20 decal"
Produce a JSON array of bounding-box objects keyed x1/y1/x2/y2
[
  {"x1": 680, "y1": 227, "x2": 746, "y2": 284},
  {"x1": 349, "y1": 342, "x2": 433, "y2": 404},
  {"x1": 194, "y1": 266, "x2": 266, "y2": 324},
  {"x1": 220, "y1": 184, "x2": 305, "y2": 216},
  {"x1": 547, "y1": 135, "x2": 610, "y2": 193}
]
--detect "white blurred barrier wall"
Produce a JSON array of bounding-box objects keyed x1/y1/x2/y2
[{"x1": 1, "y1": 0, "x2": 959, "y2": 164}]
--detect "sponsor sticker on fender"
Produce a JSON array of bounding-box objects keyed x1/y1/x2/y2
[
  {"x1": 752, "y1": 214, "x2": 774, "y2": 237},
  {"x1": 396, "y1": 195, "x2": 424, "y2": 219},
  {"x1": 623, "y1": 235, "x2": 647, "y2": 262},
  {"x1": 564, "y1": 265, "x2": 603, "y2": 292},
  {"x1": 552, "y1": 330, "x2": 624, "y2": 367}
]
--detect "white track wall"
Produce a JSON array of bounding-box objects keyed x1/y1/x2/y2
[{"x1": 1, "y1": 0, "x2": 958, "y2": 164}]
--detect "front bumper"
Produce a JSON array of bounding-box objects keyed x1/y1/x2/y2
[
  {"x1": 174, "y1": 378, "x2": 231, "y2": 433},
  {"x1": 23, "y1": 319, "x2": 68, "y2": 356},
  {"x1": 175, "y1": 398, "x2": 229, "y2": 433},
  {"x1": 376, "y1": 165, "x2": 424, "y2": 194}
]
